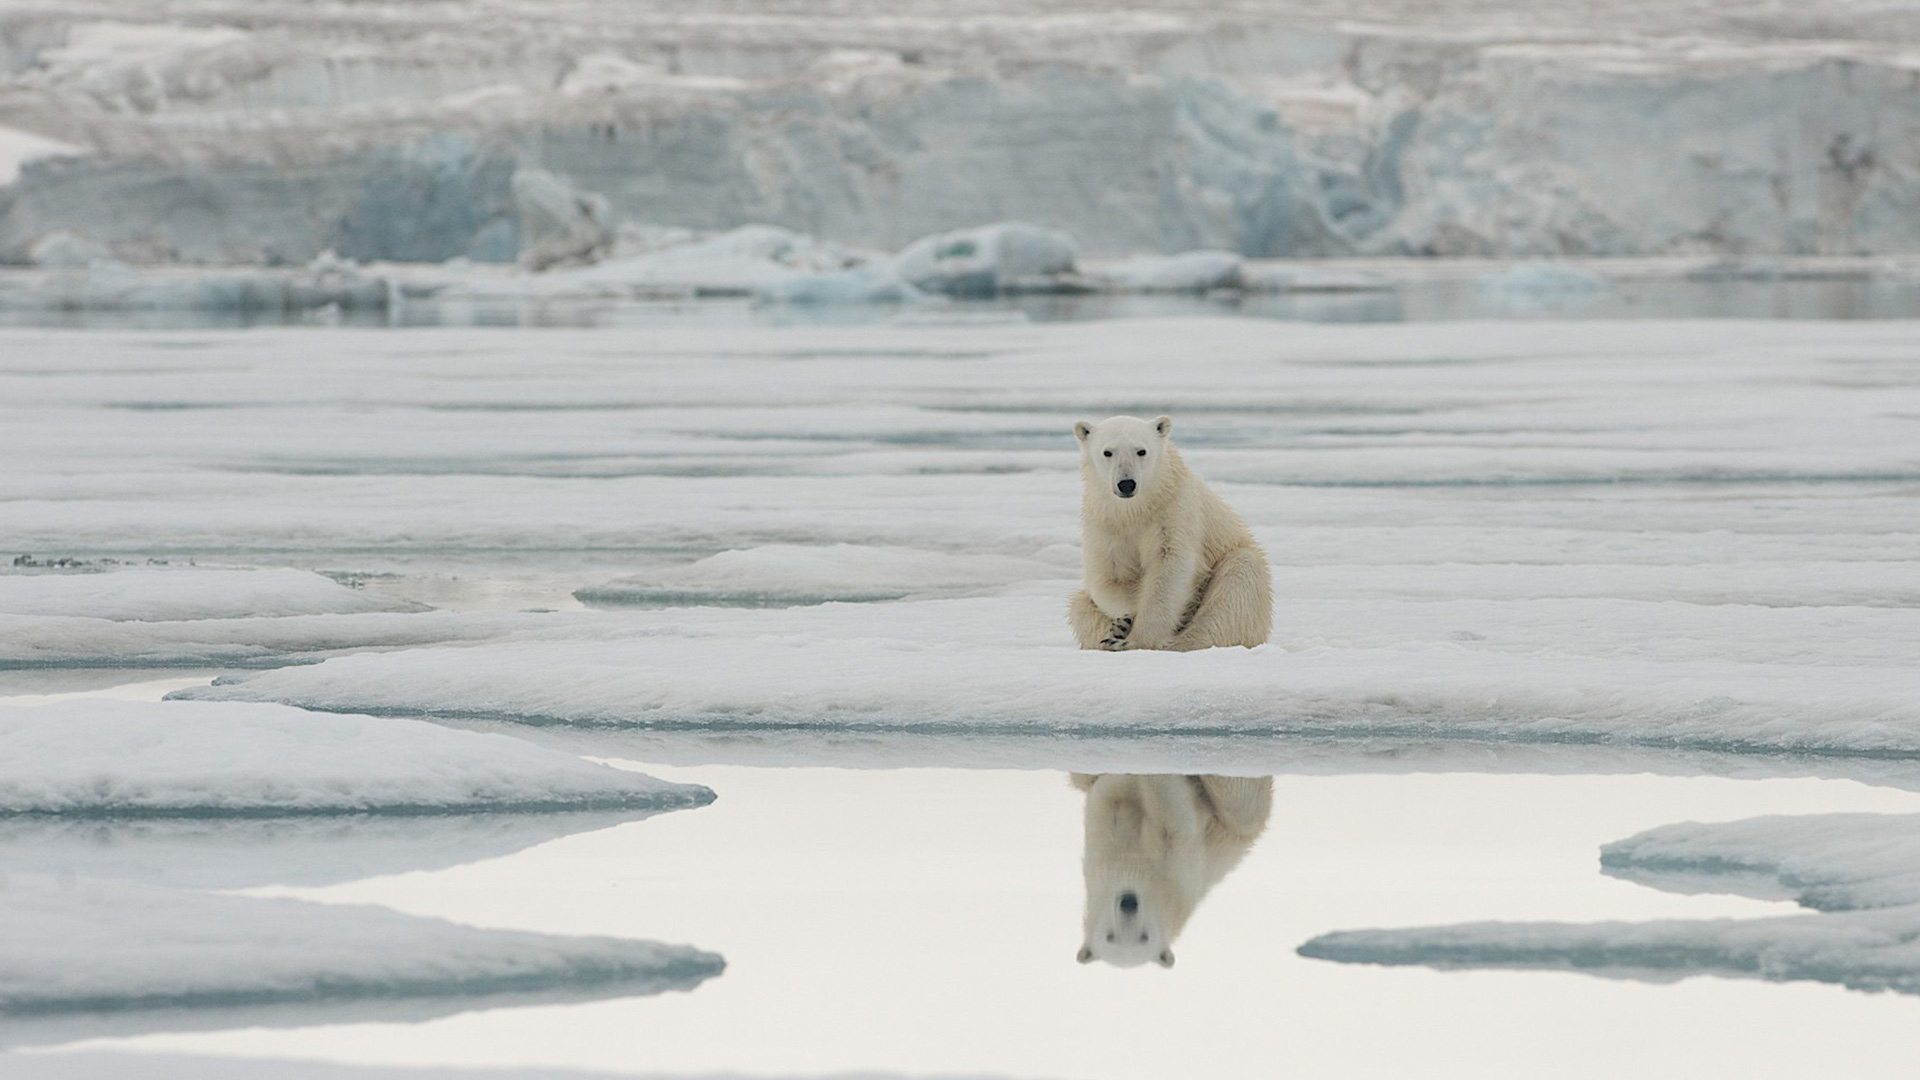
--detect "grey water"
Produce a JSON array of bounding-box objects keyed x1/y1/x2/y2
[
  {"x1": 10, "y1": 713, "x2": 1920, "y2": 1078},
  {"x1": 7, "y1": 276, "x2": 1920, "y2": 331}
]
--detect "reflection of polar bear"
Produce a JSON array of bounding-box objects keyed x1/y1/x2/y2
[
  {"x1": 1068, "y1": 415, "x2": 1271, "y2": 651},
  {"x1": 1073, "y1": 773, "x2": 1274, "y2": 968}
]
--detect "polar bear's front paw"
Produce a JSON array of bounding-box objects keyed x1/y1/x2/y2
[{"x1": 1099, "y1": 616, "x2": 1134, "y2": 651}]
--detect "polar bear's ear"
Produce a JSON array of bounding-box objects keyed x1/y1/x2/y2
[
  {"x1": 1157, "y1": 948, "x2": 1175, "y2": 968},
  {"x1": 1073, "y1": 421, "x2": 1093, "y2": 443},
  {"x1": 1153, "y1": 415, "x2": 1172, "y2": 438},
  {"x1": 1077, "y1": 946, "x2": 1094, "y2": 964}
]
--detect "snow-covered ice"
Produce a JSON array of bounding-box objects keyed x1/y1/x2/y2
[
  {"x1": 0, "y1": 874, "x2": 722, "y2": 1016},
  {"x1": 0, "y1": 699, "x2": 713, "y2": 815},
  {"x1": 0, "y1": 567, "x2": 422, "y2": 622},
  {"x1": 576, "y1": 544, "x2": 1079, "y2": 606},
  {"x1": 1301, "y1": 813, "x2": 1920, "y2": 996},
  {"x1": 0, "y1": 316, "x2": 1912, "y2": 763},
  {"x1": 0, "y1": 809, "x2": 656, "y2": 891}
]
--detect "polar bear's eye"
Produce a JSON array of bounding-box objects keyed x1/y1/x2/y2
[
  {"x1": 1102, "y1": 450, "x2": 1112, "y2": 457},
  {"x1": 1136, "y1": 449, "x2": 1146, "y2": 457}
]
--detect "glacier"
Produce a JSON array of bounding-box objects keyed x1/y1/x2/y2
[{"x1": 6, "y1": 3, "x2": 1920, "y2": 264}]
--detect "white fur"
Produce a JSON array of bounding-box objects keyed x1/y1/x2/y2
[
  {"x1": 1069, "y1": 414, "x2": 1273, "y2": 651},
  {"x1": 1072, "y1": 773, "x2": 1274, "y2": 968}
]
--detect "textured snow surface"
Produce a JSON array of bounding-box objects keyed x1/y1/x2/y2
[
  {"x1": 0, "y1": 568, "x2": 422, "y2": 622},
  {"x1": 0, "y1": 875, "x2": 722, "y2": 1015},
  {"x1": 2, "y1": 317, "x2": 1913, "y2": 756},
  {"x1": 0, "y1": 700, "x2": 713, "y2": 815},
  {"x1": 1301, "y1": 813, "x2": 1920, "y2": 995}
]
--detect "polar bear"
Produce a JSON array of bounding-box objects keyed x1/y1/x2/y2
[
  {"x1": 1069, "y1": 414, "x2": 1271, "y2": 651},
  {"x1": 1072, "y1": 773, "x2": 1274, "y2": 968}
]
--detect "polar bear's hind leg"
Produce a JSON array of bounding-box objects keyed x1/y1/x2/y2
[{"x1": 1169, "y1": 547, "x2": 1271, "y2": 651}]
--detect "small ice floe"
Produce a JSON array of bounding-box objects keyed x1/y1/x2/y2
[
  {"x1": 1300, "y1": 813, "x2": 1920, "y2": 995},
  {"x1": 1092, "y1": 250, "x2": 1245, "y2": 293},
  {"x1": 753, "y1": 265, "x2": 928, "y2": 306},
  {"x1": 1472, "y1": 261, "x2": 1611, "y2": 297},
  {"x1": 891, "y1": 222, "x2": 1083, "y2": 297},
  {"x1": 0, "y1": 699, "x2": 714, "y2": 815},
  {"x1": 0, "y1": 874, "x2": 722, "y2": 1017},
  {"x1": 576, "y1": 543, "x2": 1077, "y2": 607}
]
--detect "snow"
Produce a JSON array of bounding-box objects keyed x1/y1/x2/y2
[
  {"x1": 0, "y1": 568, "x2": 422, "y2": 622},
  {"x1": 447, "y1": 226, "x2": 869, "y2": 299},
  {"x1": 0, "y1": 699, "x2": 714, "y2": 815},
  {"x1": 0, "y1": 874, "x2": 722, "y2": 1015},
  {"x1": 1092, "y1": 250, "x2": 1245, "y2": 293},
  {"x1": 0, "y1": 127, "x2": 84, "y2": 188},
  {"x1": 1299, "y1": 811, "x2": 1920, "y2": 996},
  {"x1": 0, "y1": 315, "x2": 1912, "y2": 764},
  {"x1": 577, "y1": 544, "x2": 1079, "y2": 606}
]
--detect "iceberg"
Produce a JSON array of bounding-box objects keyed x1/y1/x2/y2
[
  {"x1": 892, "y1": 223, "x2": 1081, "y2": 297},
  {"x1": 0, "y1": 874, "x2": 722, "y2": 1016},
  {"x1": 0, "y1": 699, "x2": 714, "y2": 815},
  {"x1": 1092, "y1": 250, "x2": 1245, "y2": 293}
]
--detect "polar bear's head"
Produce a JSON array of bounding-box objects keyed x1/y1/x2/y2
[
  {"x1": 1073, "y1": 414, "x2": 1173, "y2": 503},
  {"x1": 1078, "y1": 884, "x2": 1177, "y2": 969}
]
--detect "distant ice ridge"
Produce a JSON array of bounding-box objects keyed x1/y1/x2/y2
[
  {"x1": 1300, "y1": 813, "x2": 1920, "y2": 996},
  {"x1": 6, "y1": 4, "x2": 1920, "y2": 262},
  {"x1": 0, "y1": 699, "x2": 714, "y2": 815},
  {"x1": 0, "y1": 873, "x2": 722, "y2": 1016}
]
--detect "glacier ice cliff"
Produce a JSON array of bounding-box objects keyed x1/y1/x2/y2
[{"x1": 4, "y1": 3, "x2": 1920, "y2": 264}]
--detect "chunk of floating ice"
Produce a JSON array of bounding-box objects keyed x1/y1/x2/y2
[
  {"x1": 0, "y1": 874, "x2": 722, "y2": 1016},
  {"x1": 170, "y1": 593, "x2": 1920, "y2": 758},
  {"x1": 0, "y1": 566, "x2": 425, "y2": 622},
  {"x1": 754, "y1": 265, "x2": 928, "y2": 305},
  {"x1": 1092, "y1": 250, "x2": 1245, "y2": 293},
  {"x1": 576, "y1": 543, "x2": 1078, "y2": 607},
  {"x1": 1300, "y1": 813, "x2": 1920, "y2": 996},
  {"x1": 1472, "y1": 262, "x2": 1611, "y2": 295},
  {"x1": 0, "y1": 699, "x2": 713, "y2": 815},
  {"x1": 892, "y1": 222, "x2": 1081, "y2": 297}
]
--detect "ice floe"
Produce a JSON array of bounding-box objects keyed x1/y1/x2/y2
[
  {"x1": 576, "y1": 544, "x2": 1078, "y2": 607},
  {"x1": 0, "y1": 874, "x2": 722, "y2": 1016},
  {"x1": 1300, "y1": 812, "x2": 1920, "y2": 996},
  {"x1": 171, "y1": 587, "x2": 1920, "y2": 758},
  {"x1": 0, "y1": 699, "x2": 713, "y2": 815},
  {"x1": 0, "y1": 567, "x2": 423, "y2": 622}
]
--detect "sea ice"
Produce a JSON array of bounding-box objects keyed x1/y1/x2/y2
[
  {"x1": 0, "y1": 567, "x2": 423, "y2": 622},
  {"x1": 1300, "y1": 813, "x2": 1920, "y2": 996},
  {"x1": 0, "y1": 1053, "x2": 998, "y2": 1080},
  {"x1": 0, "y1": 699, "x2": 714, "y2": 815},
  {"x1": 0, "y1": 874, "x2": 722, "y2": 1016},
  {"x1": 576, "y1": 543, "x2": 1078, "y2": 606}
]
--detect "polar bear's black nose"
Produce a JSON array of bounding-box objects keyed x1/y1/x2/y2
[
  {"x1": 1116, "y1": 479, "x2": 1137, "y2": 497},
  {"x1": 1119, "y1": 892, "x2": 1139, "y2": 914}
]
